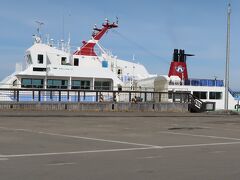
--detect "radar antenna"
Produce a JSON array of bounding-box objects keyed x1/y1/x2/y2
[{"x1": 35, "y1": 21, "x2": 44, "y2": 36}]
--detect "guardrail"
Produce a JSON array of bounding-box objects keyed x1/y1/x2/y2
[{"x1": 0, "y1": 88, "x2": 191, "y2": 103}]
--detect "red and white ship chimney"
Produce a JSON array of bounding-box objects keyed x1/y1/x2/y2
[{"x1": 168, "y1": 49, "x2": 194, "y2": 80}]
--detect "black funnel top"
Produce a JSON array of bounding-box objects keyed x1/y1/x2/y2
[{"x1": 172, "y1": 49, "x2": 194, "y2": 63}]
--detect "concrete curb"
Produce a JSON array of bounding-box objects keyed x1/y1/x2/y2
[{"x1": 0, "y1": 102, "x2": 188, "y2": 112}]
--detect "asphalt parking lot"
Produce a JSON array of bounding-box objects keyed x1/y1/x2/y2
[{"x1": 0, "y1": 111, "x2": 240, "y2": 180}]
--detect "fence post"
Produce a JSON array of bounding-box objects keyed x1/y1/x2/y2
[
  {"x1": 38, "y1": 90, "x2": 41, "y2": 102},
  {"x1": 59, "y1": 91, "x2": 61, "y2": 102},
  {"x1": 13, "y1": 90, "x2": 16, "y2": 100},
  {"x1": 67, "y1": 91, "x2": 69, "y2": 101},
  {"x1": 129, "y1": 92, "x2": 131, "y2": 102},
  {"x1": 83, "y1": 91, "x2": 86, "y2": 100},
  {"x1": 144, "y1": 92, "x2": 147, "y2": 102},
  {"x1": 50, "y1": 91, "x2": 52, "y2": 100},
  {"x1": 16, "y1": 90, "x2": 19, "y2": 102},
  {"x1": 32, "y1": 91, "x2": 35, "y2": 101},
  {"x1": 78, "y1": 91, "x2": 80, "y2": 102},
  {"x1": 113, "y1": 92, "x2": 116, "y2": 102},
  {"x1": 96, "y1": 91, "x2": 98, "y2": 102}
]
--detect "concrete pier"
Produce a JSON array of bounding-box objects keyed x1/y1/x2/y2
[{"x1": 0, "y1": 111, "x2": 239, "y2": 180}]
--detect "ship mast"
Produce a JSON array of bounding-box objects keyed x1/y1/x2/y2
[
  {"x1": 35, "y1": 21, "x2": 44, "y2": 38},
  {"x1": 224, "y1": 3, "x2": 231, "y2": 110},
  {"x1": 74, "y1": 18, "x2": 118, "y2": 56}
]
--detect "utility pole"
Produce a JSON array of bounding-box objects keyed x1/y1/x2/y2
[{"x1": 224, "y1": 3, "x2": 231, "y2": 110}]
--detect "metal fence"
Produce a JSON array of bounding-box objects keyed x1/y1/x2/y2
[{"x1": 0, "y1": 88, "x2": 191, "y2": 103}]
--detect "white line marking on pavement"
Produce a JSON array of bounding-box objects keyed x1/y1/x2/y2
[
  {"x1": 1, "y1": 141, "x2": 240, "y2": 159},
  {"x1": 209, "y1": 151, "x2": 226, "y2": 154},
  {"x1": 0, "y1": 147, "x2": 158, "y2": 158},
  {"x1": 161, "y1": 141, "x2": 240, "y2": 149},
  {"x1": 202, "y1": 126, "x2": 240, "y2": 133},
  {"x1": 160, "y1": 131, "x2": 240, "y2": 141},
  {"x1": 47, "y1": 162, "x2": 76, "y2": 166},
  {"x1": 137, "y1": 155, "x2": 162, "y2": 160},
  {"x1": 170, "y1": 124, "x2": 240, "y2": 133},
  {"x1": 169, "y1": 125, "x2": 212, "y2": 129},
  {"x1": 0, "y1": 126, "x2": 156, "y2": 147},
  {"x1": 36, "y1": 131, "x2": 156, "y2": 147}
]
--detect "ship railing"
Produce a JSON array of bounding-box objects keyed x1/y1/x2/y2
[
  {"x1": 183, "y1": 79, "x2": 224, "y2": 87},
  {"x1": 0, "y1": 88, "x2": 191, "y2": 104},
  {"x1": 0, "y1": 83, "x2": 155, "y2": 92},
  {"x1": 228, "y1": 88, "x2": 240, "y2": 99}
]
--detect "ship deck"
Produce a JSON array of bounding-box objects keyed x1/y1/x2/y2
[{"x1": 0, "y1": 111, "x2": 240, "y2": 180}]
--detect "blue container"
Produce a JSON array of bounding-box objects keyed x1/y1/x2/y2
[{"x1": 102, "y1": 60, "x2": 108, "y2": 68}]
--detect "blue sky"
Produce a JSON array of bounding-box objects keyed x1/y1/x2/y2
[{"x1": 0, "y1": 0, "x2": 240, "y2": 89}]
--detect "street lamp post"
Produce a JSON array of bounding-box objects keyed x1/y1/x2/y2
[{"x1": 224, "y1": 3, "x2": 231, "y2": 110}]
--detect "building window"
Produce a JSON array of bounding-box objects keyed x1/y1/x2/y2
[
  {"x1": 209, "y1": 92, "x2": 222, "y2": 100},
  {"x1": 81, "y1": 80, "x2": 90, "y2": 89},
  {"x1": 21, "y1": 78, "x2": 43, "y2": 88},
  {"x1": 33, "y1": 67, "x2": 46, "y2": 71},
  {"x1": 61, "y1": 57, "x2": 67, "y2": 65},
  {"x1": 38, "y1": 54, "x2": 44, "y2": 64},
  {"x1": 21, "y1": 79, "x2": 32, "y2": 88},
  {"x1": 74, "y1": 58, "x2": 79, "y2": 66},
  {"x1": 102, "y1": 81, "x2": 111, "y2": 90},
  {"x1": 32, "y1": 79, "x2": 44, "y2": 88},
  {"x1": 71, "y1": 80, "x2": 90, "y2": 89},
  {"x1": 94, "y1": 81, "x2": 101, "y2": 90},
  {"x1": 47, "y1": 79, "x2": 68, "y2": 89},
  {"x1": 193, "y1": 91, "x2": 207, "y2": 99},
  {"x1": 94, "y1": 81, "x2": 111, "y2": 90},
  {"x1": 72, "y1": 80, "x2": 81, "y2": 89},
  {"x1": 168, "y1": 91, "x2": 190, "y2": 100}
]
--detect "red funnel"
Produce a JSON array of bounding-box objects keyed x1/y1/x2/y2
[{"x1": 168, "y1": 49, "x2": 194, "y2": 80}]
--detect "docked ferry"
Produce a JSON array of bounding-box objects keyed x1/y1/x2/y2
[{"x1": 0, "y1": 19, "x2": 239, "y2": 110}]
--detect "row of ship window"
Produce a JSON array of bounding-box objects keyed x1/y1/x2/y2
[
  {"x1": 20, "y1": 78, "x2": 111, "y2": 90},
  {"x1": 168, "y1": 91, "x2": 222, "y2": 100},
  {"x1": 193, "y1": 91, "x2": 222, "y2": 100}
]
